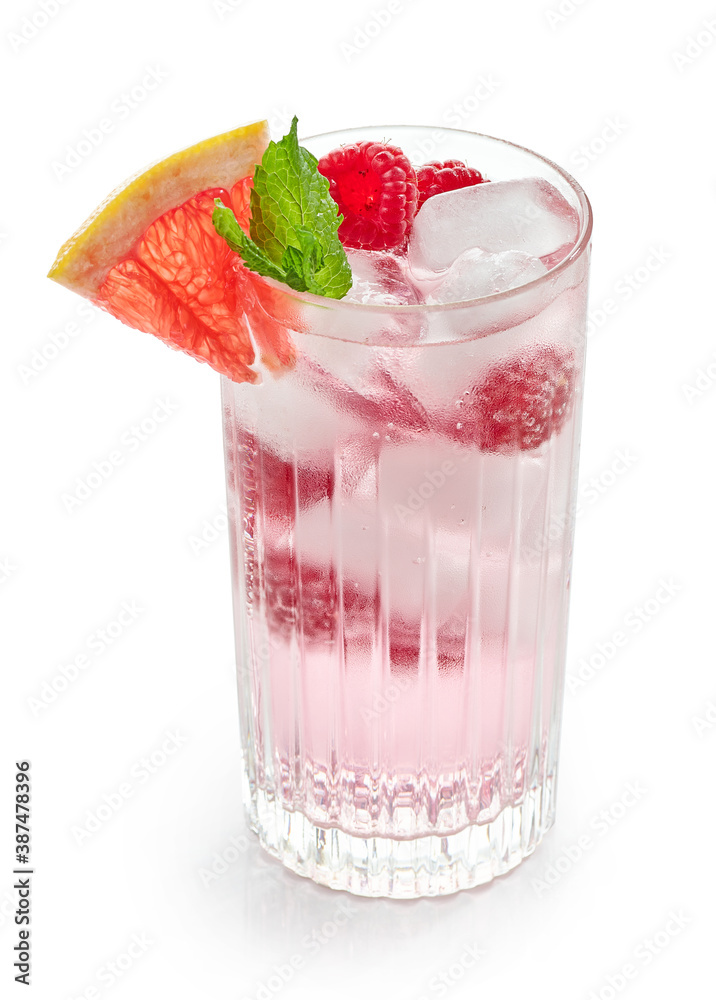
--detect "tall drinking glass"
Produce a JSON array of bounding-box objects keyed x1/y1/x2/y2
[{"x1": 222, "y1": 126, "x2": 592, "y2": 897}]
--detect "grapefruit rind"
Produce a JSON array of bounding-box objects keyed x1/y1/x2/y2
[{"x1": 48, "y1": 119, "x2": 270, "y2": 299}]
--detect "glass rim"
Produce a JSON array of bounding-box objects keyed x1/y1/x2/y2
[{"x1": 261, "y1": 123, "x2": 593, "y2": 315}]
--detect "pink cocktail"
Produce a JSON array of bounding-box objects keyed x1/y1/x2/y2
[{"x1": 223, "y1": 125, "x2": 591, "y2": 897}]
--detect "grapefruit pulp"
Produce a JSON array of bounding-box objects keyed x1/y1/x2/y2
[{"x1": 48, "y1": 119, "x2": 295, "y2": 383}]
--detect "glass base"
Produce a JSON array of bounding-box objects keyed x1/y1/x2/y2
[{"x1": 245, "y1": 774, "x2": 557, "y2": 898}]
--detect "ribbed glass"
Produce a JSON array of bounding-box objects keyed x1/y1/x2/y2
[{"x1": 222, "y1": 126, "x2": 592, "y2": 897}]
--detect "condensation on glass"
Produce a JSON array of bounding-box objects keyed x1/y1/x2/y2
[{"x1": 222, "y1": 126, "x2": 592, "y2": 897}]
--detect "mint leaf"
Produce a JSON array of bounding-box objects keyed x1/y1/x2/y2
[
  {"x1": 214, "y1": 202, "x2": 328, "y2": 294},
  {"x1": 281, "y1": 227, "x2": 325, "y2": 293},
  {"x1": 212, "y1": 116, "x2": 352, "y2": 299},
  {"x1": 212, "y1": 200, "x2": 286, "y2": 282}
]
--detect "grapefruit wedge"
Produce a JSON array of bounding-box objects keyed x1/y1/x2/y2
[{"x1": 48, "y1": 118, "x2": 295, "y2": 384}]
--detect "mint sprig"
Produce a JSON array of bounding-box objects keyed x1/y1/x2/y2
[{"x1": 212, "y1": 117, "x2": 352, "y2": 299}]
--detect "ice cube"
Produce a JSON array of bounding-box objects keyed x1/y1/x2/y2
[
  {"x1": 328, "y1": 250, "x2": 425, "y2": 346},
  {"x1": 236, "y1": 364, "x2": 365, "y2": 463},
  {"x1": 377, "y1": 443, "x2": 546, "y2": 550},
  {"x1": 297, "y1": 354, "x2": 429, "y2": 438},
  {"x1": 344, "y1": 249, "x2": 422, "y2": 306},
  {"x1": 288, "y1": 495, "x2": 470, "y2": 624},
  {"x1": 425, "y1": 248, "x2": 547, "y2": 304},
  {"x1": 408, "y1": 178, "x2": 580, "y2": 273},
  {"x1": 303, "y1": 250, "x2": 426, "y2": 347}
]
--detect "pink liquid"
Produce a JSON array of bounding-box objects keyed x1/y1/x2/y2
[
  {"x1": 220, "y1": 126, "x2": 591, "y2": 895},
  {"x1": 223, "y1": 292, "x2": 583, "y2": 840}
]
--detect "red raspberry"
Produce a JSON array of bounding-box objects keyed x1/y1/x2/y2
[
  {"x1": 256, "y1": 448, "x2": 333, "y2": 518},
  {"x1": 317, "y1": 141, "x2": 419, "y2": 250},
  {"x1": 388, "y1": 615, "x2": 462, "y2": 675},
  {"x1": 260, "y1": 549, "x2": 375, "y2": 643},
  {"x1": 416, "y1": 160, "x2": 488, "y2": 209},
  {"x1": 233, "y1": 430, "x2": 333, "y2": 520},
  {"x1": 448, "y1": 347, "x2": 576, "y2": 452},
  {"x1": 259, "y1": 545, "x2": 454, "y2": 673},
  {"x1": 262, "y1": 552, "x2": 338, "y2": 641}
]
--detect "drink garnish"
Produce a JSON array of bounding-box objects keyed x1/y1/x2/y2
[
  {"x1": 213, "y1": 117, "x2": 352, "y2": 298},
  {"x1": 416, "y1": 160, "x2": 488, "y2": 208},
  {"x1": 317, "y1": 140, "x2": 419, "y2": 250}
]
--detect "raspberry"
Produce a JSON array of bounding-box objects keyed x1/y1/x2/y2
[
  {"x1": 416, "y1": 160, "x2": 488, "y2": 209},
  {"x1": 258, "y1": 545, "x2": 456, "y2": 673},
  {"x1": 448, "y1": 347, "x2": 576, "y2": 452},
  {"x1": 260, "y1": 549, "x2": 374, "y2": 643},
  {"x1": 232, "y1": 430, "x2": 333, "y2": 520},
  {"x1": 257, "y1": 448, "x2": 333, "y2": 518},
  {"x1": 262, "y1": 553, "x2": 338, "y2": 641},
  {"x1": 317, "y1": 141, "x2": 419, "y2": 250},
  {"x1": 389, "y1": 616, "x2": 462, "y2": 675}
]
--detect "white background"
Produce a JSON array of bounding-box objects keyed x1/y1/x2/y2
[{"x1": 3, "y1": 0, "x2": 715, "y2": 997}]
